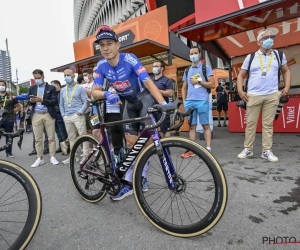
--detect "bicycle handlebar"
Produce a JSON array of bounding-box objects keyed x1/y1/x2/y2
[
  {"x1": 145, "y1": 100, "x2": 194, "y2": 131},
  {"x1": 0, "y1": 129, "x2": 25, "y2": 152}
]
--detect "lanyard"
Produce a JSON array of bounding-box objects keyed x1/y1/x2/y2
[
  {"x1": 36, "y1": 86, "x2": 45, "y2": 99},
  {"x1": 258, "y1": 53, "x2": 273, "y2": 72},
  {"x1": 66, "y1": 84, "x2": 78, "y2": 104},
  {"x1": 1, "y1": 96, "x2": 7, "y2": 107}
]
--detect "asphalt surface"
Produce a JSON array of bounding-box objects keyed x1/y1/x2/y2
[{"x1": 2, "y1": 124, "x2": 300, "y2": 250}]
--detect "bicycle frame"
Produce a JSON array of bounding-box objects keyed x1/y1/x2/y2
[{"x1": 80, "y1": 111, "x2": 176, "y2": 189}]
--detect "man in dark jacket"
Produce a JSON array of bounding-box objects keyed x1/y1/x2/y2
[
  {"x1": 51, "y1": 80, "x2": 68, "y2": 153},
  {"x1": 14, "y1": 69, "x2": 59, "y2": 167}
]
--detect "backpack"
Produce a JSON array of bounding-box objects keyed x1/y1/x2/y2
[
  {"x1": 244, "y1": 50, "x2": 283, "y2": 93},
  {"x1": 184, "y1": 63, "x2": 211, "y2": 94}
]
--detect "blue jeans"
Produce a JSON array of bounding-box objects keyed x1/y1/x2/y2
[
  {"x1": 0, "y1": 120, "x2": 14, "y2": 155},
  {"x1": 55, "y1": 118, "x2": 68, "y2": 143}
]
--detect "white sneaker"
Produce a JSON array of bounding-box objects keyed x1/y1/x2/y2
[
  {"x1": 261, "y1": 150, "x2": 278, "y2": 162},
  {"x1": 237, "y1": 148, "x2": 254, "y2": 159},
  {"x1": 62, "y1": 158, "x2": 70, "y2": 165},
  {"x1": 31, "y1": 158, "x2": 45, "y2": 168},
  {"x1": 50, "y1": 156, "x2": 59, "y2": 165}
]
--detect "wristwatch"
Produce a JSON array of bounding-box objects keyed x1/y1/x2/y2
[{"x1": 198, "y1": 81, "x2": 202, "y2": 85}]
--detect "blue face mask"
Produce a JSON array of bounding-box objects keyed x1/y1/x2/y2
[
  {"x1": 35, "y1": 79, "x2": 43, "y2": 86},
  {"x1": 262, "y1": 38, "x2": 274, "y2": 49},
  {"x1": 152, "y1": 67, "x2": 159, "y2": 75},
  {"x1": 64, "y1": 76, "x2": 73, "y2": 84},
  {"x1": 190, "y1": 54, "x2": 199, "y2": 63}
]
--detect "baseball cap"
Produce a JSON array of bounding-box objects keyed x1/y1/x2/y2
[{"x1": 94, "y1": 25, "x2": 118, "y2": 44}]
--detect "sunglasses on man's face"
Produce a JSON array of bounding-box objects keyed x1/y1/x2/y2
[{"x1": 260, "y1": 35, "x2": 276, "y2": 41}]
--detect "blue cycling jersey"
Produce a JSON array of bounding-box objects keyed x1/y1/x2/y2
[{"x1": 94, "y1": 53, "x2": 150, "y2": 101}]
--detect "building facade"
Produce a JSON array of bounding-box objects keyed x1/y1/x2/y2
[
  {"x1": 74, "y1": 0, "x2": 147, "y2": 41},
  {"x1": 0, "y1": 50, "x2": 12, "y2": 82}
]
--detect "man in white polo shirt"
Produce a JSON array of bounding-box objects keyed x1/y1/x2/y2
[{"x1": 237, "y1": 29, "x2": 291, "y2": 162}]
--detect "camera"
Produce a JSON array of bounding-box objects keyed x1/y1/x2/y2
[
  {"x1": 274, "y1": 97, "x2": 289, "y2": 120},
  {"x1": 236, "y1": 100, "x2": 246, "y2": 110}
]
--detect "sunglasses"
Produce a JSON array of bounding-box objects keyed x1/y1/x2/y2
[
  {"x1": 259, "y1": 35, "x2": 276, "y2": 41},
  {"x1": 96, "y1": 25, "x2": 114, "y2": 34}
]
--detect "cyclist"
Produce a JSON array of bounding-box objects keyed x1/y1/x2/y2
[{"x1": 92, "y1": 25, "x2": 166, "y2": 201}]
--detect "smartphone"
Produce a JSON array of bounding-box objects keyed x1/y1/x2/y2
[{"x1": 29, "y1": 95, "x2": 37, "y2": 98}]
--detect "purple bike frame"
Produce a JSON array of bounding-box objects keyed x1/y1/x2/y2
[{"x1": 80, "y1": 113, "x2": 176, "y2": 189}]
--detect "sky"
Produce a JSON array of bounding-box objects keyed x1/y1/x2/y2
[{"x1": 0, "y1": 0, "x2": 75, "y2": 85}]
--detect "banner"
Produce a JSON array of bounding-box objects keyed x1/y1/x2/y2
[{"x1": 228, "y1": 99, "x2": 300, "y2": 133}]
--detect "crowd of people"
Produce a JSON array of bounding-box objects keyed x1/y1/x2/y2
[{"x1": 0, "y1": 26, "x2": 291, "y2": 200}]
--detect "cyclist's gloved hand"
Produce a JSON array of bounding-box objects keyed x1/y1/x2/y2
[{"x1": 104, "y1": 91, "x2": 120, "y2": 104}]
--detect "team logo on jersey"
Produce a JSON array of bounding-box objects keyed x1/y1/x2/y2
[
  {"x1": 95, "y1": 73, "x2": 101, "y2": 78},
  {"x1": 112, "y1": 80, "x2": 131, "y2": 91},
  {"x1": 124, "y1": 54, "x2": 138, "y2": 66},
  {"x1": 136, "y1": 66, "x2": 146, "y2": 75}
]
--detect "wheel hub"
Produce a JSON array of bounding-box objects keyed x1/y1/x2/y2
[{"x1": 172, "y1": 175, "x2": 186, "y2": 194}]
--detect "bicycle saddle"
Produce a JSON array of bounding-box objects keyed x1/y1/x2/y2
[{"x1": 153, "y1": 99, "x2": 182, "y2": 113}]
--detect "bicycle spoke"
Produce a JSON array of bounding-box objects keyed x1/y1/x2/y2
[
  {"x1": 156, "y1": 191, "x2": 172, "y2": 214},
  {"x1": 0, "y1": 189, "x2": 25, "y2": 207},
  {"x1": 0, "y1": 180, "x2": 18, "y2": 204},
  {"x1": 144, "y1": 187, "x2": 167, "y2": 199},
  {"x1": 181, "y1": 161, "x2": 205, "y2": 180},
  {"x1": 178, "y1": 194, "x2": 193, "y2": 224},
  {"x1": 0, "y1": 198, "x2": 28, "y2": 208},
  {"x1": 184, "y1": 190, "x2": 213, "y2": 205},
  {"x1": 181, "y1": 192, "x2": 201, "y2": 219},
  {"x1": 175, "y1": 194, "x2": 183, "y2": 226},
  {"x1": 149, "y1": 188, "x2": 169, "y2": 207},
  {"x1": 147, "y1": 170, "x2": 165, "y2": 179},
  {"x1": 187, "y1": 171, "x2": 213, "y2": 182}
]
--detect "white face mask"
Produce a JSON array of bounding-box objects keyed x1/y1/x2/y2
[
  {"x1": 83, "y1": 76, "x2": 89, "y2": 83},
  {"x1": 221, "y1": 81, "x2": 225, "y2": 86},
  {"x1": 0, "y1": 86, "x2": 6, "y2": 92}
]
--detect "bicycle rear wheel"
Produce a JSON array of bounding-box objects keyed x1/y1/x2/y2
[
  {"x1": 0, "y1": 160, "x2": 42, "y2": 250},
  {"x1": 69, "y1": 135, "x2": 108, "y2": 203},
  {"x1": 133, "y1": 137, "x2": 227, "y2": 237}
]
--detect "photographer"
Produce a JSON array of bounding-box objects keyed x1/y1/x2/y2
[{"x1": 237, "y1": 29, "x2": 291, "y2": 162}]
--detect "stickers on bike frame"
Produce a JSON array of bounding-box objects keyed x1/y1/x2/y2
[{"x1": 90, "y1": 114, "x2": 100, "y2": 126}]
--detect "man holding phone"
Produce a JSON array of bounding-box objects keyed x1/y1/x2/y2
[{"x1": 12, "y1": 69, "x2": 60, "y2": 167}]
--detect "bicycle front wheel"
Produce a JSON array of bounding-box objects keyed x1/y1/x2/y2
[
  {"x1": 69, "y1": 134, "x2": 108, "y2": 203},
  {"x1": 133, "y1": 137, "x2": 227, "y2": 237},
  {"x1": 0, "y1": 160, "x2": 42, "y2": 250}
]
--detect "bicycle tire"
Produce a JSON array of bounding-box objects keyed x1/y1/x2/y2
[
  {"x1": 69, "y1": 134, "x2": 108, "y2": 203},
  {"x1": 0, "y1": 160, "x2": 42, "y2": 250},
  {"x1": 133, "y1": 137, "x2": 227, "y2": 237}
]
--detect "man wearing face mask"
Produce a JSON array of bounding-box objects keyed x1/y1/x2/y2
[
  {"x1": 237, "y1": 29, "x2": 291, "y2": 162},
  {"x1": 0, "y1": 80, "x2": 22, "y2": 158},
  {"x1": 152, "y1": 60, "x2": 174, "y2": 137},
  {"x1": 216, "y1": 78, "x2": 229, "y2": 127},
  {"x1": 181, "y1": 46, "x2": 215, "y2": 157},
  {"x1": 60, "y1": 69, "x2": 88, "y2": 165},
  {"x1": 12, "y1": 69, "x2": 59, "y2": 167}
]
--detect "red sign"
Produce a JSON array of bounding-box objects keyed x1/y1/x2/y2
[
  {"x1": 180, "y1": 0, "x2": 300, "y2": 44},
  {"x1": 228, "y1": 99, "x2": 300, "y2": 133},
  {"x1": 218, "y1": 18, "x2": 300, "y2": 57},
  {"x1": 195, "y1": 0, "x2": 266, "y2": 24}
]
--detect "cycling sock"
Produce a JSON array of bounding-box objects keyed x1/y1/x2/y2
[
  {"x1": 125, "y1": 161, "x2": 136, "y2": 182},
  {"x1": 142, "y1": 158, "x2": 151, "y2": 177}
]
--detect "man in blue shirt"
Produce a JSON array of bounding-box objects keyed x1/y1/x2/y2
[
  {"x1": 60, "y1": 69, "x2": 88, "y2": 165},
  {"x1": 152, "y1": 60, "x2": 174, "y2": 137},
  {"x1": 181, "y1": 46, "x2": 216, "y2": 157},
  {"x1": 216, "y1": 78, "x2": 229, "y2": 127},
  {"x1": 92, "y1": 25, "x2": 166, "y2": 201}
]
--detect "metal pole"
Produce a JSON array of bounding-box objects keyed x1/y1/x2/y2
[{"x1": 16, "y1": 68, "x2": 19, "y2": 95}]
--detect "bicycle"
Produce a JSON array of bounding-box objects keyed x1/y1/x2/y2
[
  {"x1": 0, "y1": 110, "x2": 42, "y2": 249},
  {"x1": 69, "y1": 99, "x2": 227, "y2": 237}
]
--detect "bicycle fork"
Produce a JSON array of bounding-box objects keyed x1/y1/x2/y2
[{"x1": 152, "y1": 133, "x2": 176, "y2": 189}]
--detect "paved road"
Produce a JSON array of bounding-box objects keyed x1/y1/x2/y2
[{"x1": 3, "y1": 126, "x2": 300, "y2": 250}]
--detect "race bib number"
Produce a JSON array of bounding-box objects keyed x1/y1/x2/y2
[{"x1": 90, "y1": 114, "x2": 100, "y2": 126}]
